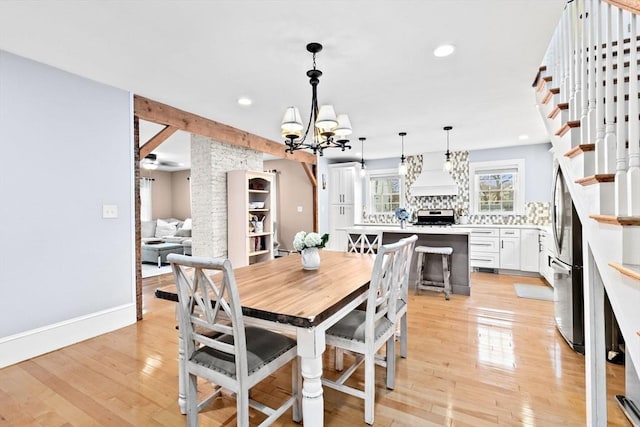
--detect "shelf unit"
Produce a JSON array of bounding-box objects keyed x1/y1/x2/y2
[{"x1": 227, "y1": 170, "x2": 275, "y2": 267}]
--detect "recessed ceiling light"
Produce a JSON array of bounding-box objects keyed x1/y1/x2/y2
[
  {"x1": 433, "y1": 44, "x2": 455, "y2": 58},
  {"x1": 237, "y1": 97, "x2": 252, "y2": 106},
  {"x1": 518, "y1": 134, "x2": 529, "y2": 140}
]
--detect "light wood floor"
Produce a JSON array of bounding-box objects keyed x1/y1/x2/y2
[{"x1": 0, "y1": 272, "x2": 629, "y2": 426}]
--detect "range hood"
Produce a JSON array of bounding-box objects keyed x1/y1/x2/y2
[{"x1": 409, "y1": 151, "x2": 458, "y2": 196}]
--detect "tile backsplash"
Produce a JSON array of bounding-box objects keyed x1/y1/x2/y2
[{"x1": 361, "y1": 151, "x2": 551, "y2": 226}]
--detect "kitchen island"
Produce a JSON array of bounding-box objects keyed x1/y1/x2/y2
[{"x1": 339, "y1": 225, "x2": 471, "y2": 296}]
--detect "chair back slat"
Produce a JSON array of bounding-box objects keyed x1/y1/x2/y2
[
  {"x1": 168, "y1": 254, "x2": 249, "y2": 379},
  {"x1": 365, "y1": 239, "x2": 407, "y2": 339},
  {"x1": 397, "y1": 235, "x2": 418, "y2": 303}
]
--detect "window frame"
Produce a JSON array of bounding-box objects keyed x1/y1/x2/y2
[
  {"x1": 469, "y1": 159, "x2": 525, "y2": 215},
  {"x1": 365, "y1": 168, "x2": 405, "y2": 215}
]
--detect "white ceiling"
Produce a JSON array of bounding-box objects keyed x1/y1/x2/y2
[{"x1": 0, "y1": 1, "x2": 565, "y2": 166}]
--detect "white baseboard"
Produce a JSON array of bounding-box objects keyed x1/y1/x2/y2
[{"x1": 0, "y1": 304, "x2": 137, "y2": 368}]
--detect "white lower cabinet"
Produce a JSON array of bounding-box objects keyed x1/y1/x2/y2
[
  {"x1": 469, "y1": 228, "x2": 499, "y2": 268},
  {"x1": 499, "y1": 228, "x2": 521, "y2": 270},
  {"x1": 328, "y1": 204, "x2": 354, "y2": 251},
  {"x1": 469, "y1": 226, "x2": 542, "y2": 274},
  {"x1": 519, "y1": 229, "x2": 540, "y2": 272}
]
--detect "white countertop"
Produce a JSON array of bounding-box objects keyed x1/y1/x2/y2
[
  {"x1": 349, "y1": 223, "x2": 552, "y2": 233},
  {"x1": 343, "y1": 225, "x2": 472, "y2": 235}
]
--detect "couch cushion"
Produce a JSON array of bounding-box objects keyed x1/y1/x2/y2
[
  {"x1": 181, "y1": 218, "x2": 192, "y2": 230},
  {"x1": 175, "y1": 228, "x2": 191, "y2": 237},
  {"x1": 141, "y1": 220, "x2": 156, "y2": 238},
  {"x1": 155, "y1": 219, "x2": 177, "y2": 238}
]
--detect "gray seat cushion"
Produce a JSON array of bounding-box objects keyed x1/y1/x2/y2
[
  {"x1": 326, "y1": 309, "x2": 393, "y2": 343},
  {"x1": 191, "y1": 326, "x2": 295, "y2": 379},
  {"x1": 415, "y1": 245, "x2": 453, "y2": 255}
]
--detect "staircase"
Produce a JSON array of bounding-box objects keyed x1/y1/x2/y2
[{"x1": 535, "y1": 1, "x2": 640, "y2": 425}]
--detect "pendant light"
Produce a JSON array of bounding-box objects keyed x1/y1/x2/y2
[
  {"x1": 398, "y1": 132, "x2": 407, "y2": 176},
  {"x1": 443, "y1": 126, "x2": 453, "y2": 172},
  {"x1": 359, "y1": 137, "x2": 367, "y2": 177}
]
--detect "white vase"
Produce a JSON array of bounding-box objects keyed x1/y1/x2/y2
[{"x1": 301, "y1": 247, "x2": 320, "y2": 270}]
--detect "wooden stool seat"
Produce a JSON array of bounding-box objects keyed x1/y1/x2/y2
[{"x1": 414, "y1": 245, "x2": 453, "y2": 300}]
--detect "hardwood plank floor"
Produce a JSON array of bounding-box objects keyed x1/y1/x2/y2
[{"x1": 0, "y1": 272, "x2": 629, "y2": 426}]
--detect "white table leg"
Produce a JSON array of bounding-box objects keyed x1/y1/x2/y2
[{"x1": 296, "y1": 327, "x2": 325, "y2": 427}]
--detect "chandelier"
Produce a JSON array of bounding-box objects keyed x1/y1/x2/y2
[{"x1": 281, "y1": 42, "x2": 352, "y2": 156}]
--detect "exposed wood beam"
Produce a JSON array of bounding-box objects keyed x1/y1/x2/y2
[
  {"x1": 301, "y1": 163, "x2": 317, "y2": 187},
  {"x1": 134, "y1": 95, "x2": 317, "y2": 165},
  {"x1": 133, "y1": 116, "x2": 143, "y2": 321},
  {"x1": 603, "y1": 0, "x2": 640, "y2": 15},
  {"x1": 140, "y1": 125, "x2": 178, "y2": 158}
]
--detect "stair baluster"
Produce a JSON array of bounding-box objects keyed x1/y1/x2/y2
[
  {"x1": 628, "y1": 14, "x2": 640, "y2": 216},
  {"x1": 616, "y1": 6, "x2": 630, "y2": 216}
]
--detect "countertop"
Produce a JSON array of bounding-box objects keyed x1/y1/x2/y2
[
  {"x1": 349, "y1": 223, "x2": 552, "y2": 233},
  {"x1": 343, "y1": 225, "x2": 472, "y2": 235}
]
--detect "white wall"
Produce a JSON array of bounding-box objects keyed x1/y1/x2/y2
[{"x1": 0, "y1": 51, "x2": 136, "y2": 367}]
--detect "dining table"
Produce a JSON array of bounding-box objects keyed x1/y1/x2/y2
[{"x1": 155, "y1": 250, "x2": 375, "y2": 426}]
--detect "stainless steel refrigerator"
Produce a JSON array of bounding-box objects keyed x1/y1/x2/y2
[{"x1": 550, "y1": 166, "x2": 585, "y2": 354}]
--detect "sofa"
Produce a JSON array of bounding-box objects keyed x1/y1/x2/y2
[{"x1": 141, "y1": 218, "x2": 192, "y2": 264}]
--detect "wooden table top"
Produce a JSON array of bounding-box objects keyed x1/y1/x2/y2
[{"x1": 155, "y1": 251, "x2": 374, "y2": 328}]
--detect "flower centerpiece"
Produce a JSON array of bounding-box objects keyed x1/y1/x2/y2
[
  {"x1": 293, "y1": 231, "x2": 329, "y2": 270},
  {"x1": 395, "y1": 207, "x2": 410, "y2": 229}
]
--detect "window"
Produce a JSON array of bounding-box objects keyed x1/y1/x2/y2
[
  {"x1": 469, "y1": 160, "x2": 524, "y2": 215},
  {"x1": 366, "y1": 169, "x2": 404, "y2": 214},
  {"x1": 140, "y1": 177, "x2": 153, "y2": 221}
]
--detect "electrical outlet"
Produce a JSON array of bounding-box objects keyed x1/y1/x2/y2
[{"x1": 103, "y1": 204, "x2": 118, "y2": 219}]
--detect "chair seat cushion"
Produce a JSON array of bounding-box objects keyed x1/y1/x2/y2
[
  {"x1": 326, "y1": 309, "x2": 393, "y2": 343},
  {"x1": 191, "y1": 326, "x2": 295, "y2": 379},
  {"x1": 415, "y1": 245, "x2": 453, "y2": 255}
]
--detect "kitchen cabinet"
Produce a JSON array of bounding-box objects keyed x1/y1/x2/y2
[
  {"x1": 499, "y1": 228, "x2": 521, "y2": 270},
  {"x1": 520, "y1": 228, "x2": 540, "y2": 272},
  {"x1": 329, "y1": 204, "x2": 354, "y2": 252},
  {"x1": 227, "y1": 170, "x2": 274, "y2": 267},
  {"x1": 329, "y1": 164, "x2": 357, "y2": 205},
  {"x1": 327, "y1": 163, "x2": 362, "y2": 250},
  {"x1": 469, "y1": 228, "x2": 500, "y2": 269},
  {"x1": 539, "y1": 229, "x2": 555, "y2": 286}
]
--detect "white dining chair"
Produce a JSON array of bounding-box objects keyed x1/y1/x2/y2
[
  {"x1": 168, "y1": 254, "x2": 301, "y2": 427},
  {"x1": 396, "y1": 235, "x2": 418, "y2": 358},
  {"x1": 321, "y1": 238, "x2": 408, "y2": 425}
]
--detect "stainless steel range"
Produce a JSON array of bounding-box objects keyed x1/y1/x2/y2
[{"x1": 414, "y1": 209, "x2": 455, "y2": 226}]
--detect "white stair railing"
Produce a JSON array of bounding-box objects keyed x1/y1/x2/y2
[
  {"x1": 534, "y1": 1, "x2": 640, "y2": 425},
  {"x1": 628, "y1": 14, "x2": 640, "y2": 216},
  {"x1": 615, "y1": 5, "x2": 630, "y2": 215}
]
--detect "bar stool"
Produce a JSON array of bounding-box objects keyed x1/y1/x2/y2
[{"x1": 414, "y1": 245, "x2": 453, "y2": 300}]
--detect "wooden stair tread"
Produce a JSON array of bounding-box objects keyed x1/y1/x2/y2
[
  {"x1": 547, "y1": 102, "x2": 569, "y2": 119},
  {"x1": 555, "y1": 120, "x2": 580, "y2": 137},
  {"x1": 575, "y1": 174, "x2": 615, "y2": 186},
  {"x1": 609, "y1": 262, "x2": 640, "y2": 281},
  {"x1": 589, "y1": 214, "x2": 640, "y2": 226},
  {"x1": 565, "y1": 144, "x2": 595, "y2": 158}
]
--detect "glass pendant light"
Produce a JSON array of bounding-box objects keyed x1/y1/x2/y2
[
  {"x1": 443, "y1": 126, "x2": 453, "y2": 172},
  {"x1": 398, "y1": 132, "x2": 407, "y2": 176},
  {"x1": 359, "y1": 137, "x2": 366, "y2": 177}
]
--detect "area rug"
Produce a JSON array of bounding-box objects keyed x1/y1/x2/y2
[
  {"x1": 142, "y1": 263, "x2": 172, "y2": 278},
  {"x1": 514, "y1": 283, "x2": 554, "y2": 301}
]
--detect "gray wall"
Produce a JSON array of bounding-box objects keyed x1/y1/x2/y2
[
  {"x1": 469, "y1": 143, "x2": 553, "y2": 203},
  {"x1": 0, "y1": 51, "x2": 135, "y2": 337}
]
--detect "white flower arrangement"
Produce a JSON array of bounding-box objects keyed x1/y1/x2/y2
[{"x1": 293, "y1": 231, "x2": 329, "y2": 252}]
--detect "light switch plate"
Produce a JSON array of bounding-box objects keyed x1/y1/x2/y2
[
  {"x1": 297, "y1": 206, "x2": 303, "y2": 213},
  {"x1": 103, "y1": 204, "x2": 118, "y2": 219}
]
